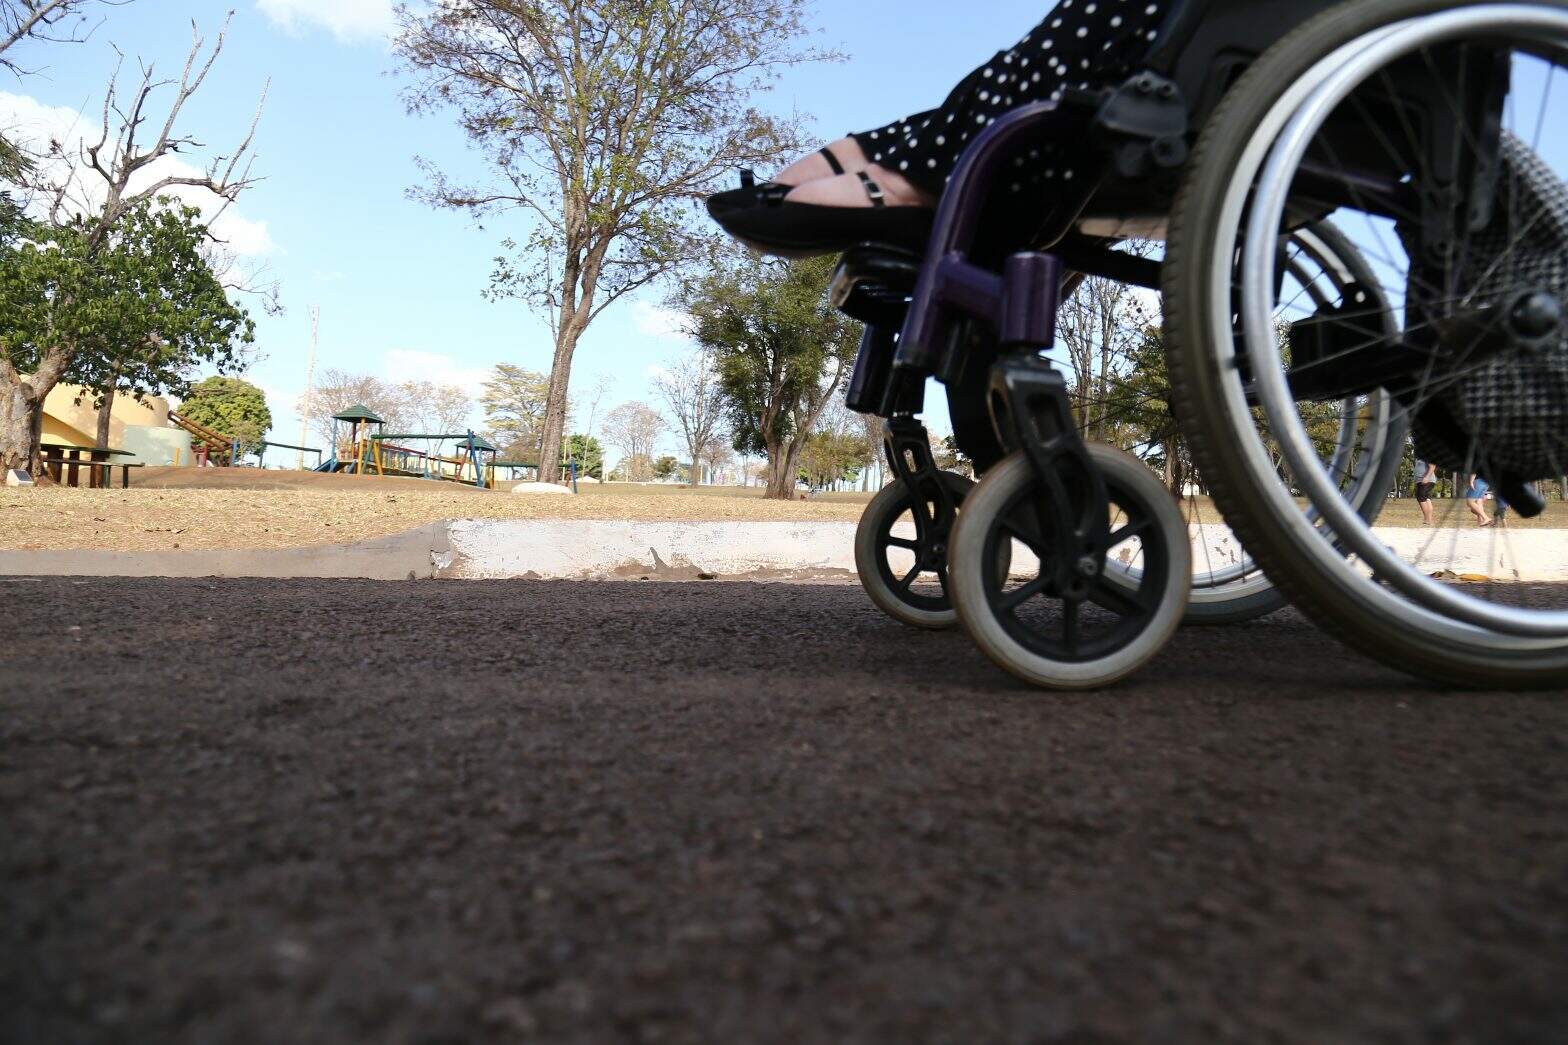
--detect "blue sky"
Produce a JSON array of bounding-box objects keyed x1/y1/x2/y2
[{"x1": 2, "y1": 0, "x2": 1058, "y2": 463}]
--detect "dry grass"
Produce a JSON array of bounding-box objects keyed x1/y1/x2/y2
[
  {"x1": 0, "y1": 471, "x2": 871, "y2": 552},
  {"x1": 4, "y1": 467, "x2": 1563, "y2": 553}
]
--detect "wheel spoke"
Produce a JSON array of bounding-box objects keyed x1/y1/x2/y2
[
  {"x1": 895, "y1": 565, "x2": 921, "y2": 593},
  {"x1": 1108, "y1": 516, "x2": 1152, "y2": 549},
  {"x1": 999, "y1": 519, "x2": 1048, "y2": 559},
  {"x1": 1092, "y1": 577, "x2": 1151, "y2": 618},
  {"x1": 885, "y1": 536, "x2": 920, "y2": 551},
  {"x1": 999, "y1": 574, "x2": 1050, "y2": 611},
  {"x1": 1062, "y1": 599, "x2": 1080, "y2": 654}
]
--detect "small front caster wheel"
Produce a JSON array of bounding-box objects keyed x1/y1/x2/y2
[
  {"x1": 948, "y1": 445, "x2": 1191, "y2": 690},
  {"x1": 855, "y1": 470, "x2": 976, "y2": 630}
]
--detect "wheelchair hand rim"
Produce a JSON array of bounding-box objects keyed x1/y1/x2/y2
[{"x1": 1233, "y1": 6, "x2": 1568, "y2": 643}]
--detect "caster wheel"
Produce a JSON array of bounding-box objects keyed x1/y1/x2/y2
[
  {"x1": 949, "y1": 446, "x2": 1191, "y2": 690},
  {"x1": 855, "y1": 470, "x2": 975, "y2": 629}
]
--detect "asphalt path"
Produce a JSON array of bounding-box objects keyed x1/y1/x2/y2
[{"x1": 2, "y1": 578, "x2": 1566, "y2": 1043}]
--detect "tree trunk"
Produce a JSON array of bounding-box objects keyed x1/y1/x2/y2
[
  {"x1": 536, "y1": 326, "x2": 583, "y2": 487},
  {"x1": 764, "y1": 437, "x2": 804, "y2": 499},
  {"x1": 0, "y1": 374, "x2": 47, "y2": 475},
  {"x1": 95, "y1": 389, "x2": 116, "y2": 450}
]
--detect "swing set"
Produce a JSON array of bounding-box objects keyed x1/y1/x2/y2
[{"x1": 315, "y1": 405, "x2": 499, "y2": 489}]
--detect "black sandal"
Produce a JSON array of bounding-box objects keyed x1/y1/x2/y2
[
  {"x1": 705, "y1": 147, "x2": 847, "y2": 218},
  {"x1": 707, "y1": 168, "x2": 934, "y2": 259}
]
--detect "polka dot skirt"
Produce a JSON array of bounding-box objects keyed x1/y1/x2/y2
[{"x1": 850, "y1": 1, "x2": 1167, "y2": 195}]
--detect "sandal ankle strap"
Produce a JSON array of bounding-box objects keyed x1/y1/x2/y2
[{"x1": 857, "y1": 171, "x2": 887, "y2": 208}]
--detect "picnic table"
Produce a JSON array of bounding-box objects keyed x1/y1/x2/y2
[{"x1": 38, "y1": 443, "x2": 143, "y2": 489}]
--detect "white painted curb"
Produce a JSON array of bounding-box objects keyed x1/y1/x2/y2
[
  {"x1": 444, "y1": 520, "x2": 860, "y2": 579},
  {"x1": 1185, "y1": 522, "x2": 1568, "y2": 582},
  {"x1": 445, "y1": 519, "x2": 1568, "y2": 583}
]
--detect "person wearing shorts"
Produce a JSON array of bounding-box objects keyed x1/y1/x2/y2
[
  {"x1": 1414, "y1": 459, "x2": 1438, "y2": 526},
  {"x1": 1465, "y1": 474, "x2": 1493, "y2": 527}
]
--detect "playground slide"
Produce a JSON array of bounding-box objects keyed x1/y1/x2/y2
[{"x1": 167, "y1": 410, "x2": 235, "y2": 464}]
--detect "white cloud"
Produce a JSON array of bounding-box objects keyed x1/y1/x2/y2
[
  {"x1": 382, "y1": 348, "x2": 492, "y2": 398},
  {"x1": 0, "y1": 91, "x2": 276, "y2": 257},
  {"x1": 257, "y1": 0, "x2": 396, "y2": 43},
  {"x1": 631, "y1": 301, "x2": 690, "y2": 342}
]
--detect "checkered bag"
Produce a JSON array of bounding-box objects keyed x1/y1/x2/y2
[{"x1": 1404, "y1": 131, "x2": 1568, "y2": 481}]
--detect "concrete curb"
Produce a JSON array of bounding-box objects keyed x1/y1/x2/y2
[
  {"x1": 0, "y1": 518, "x2": 1562, "y2": 582},
  {"x1": 442, "y1": 520, "x2": 860, "y2": 580}
]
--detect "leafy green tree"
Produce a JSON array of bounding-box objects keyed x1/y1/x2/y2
[
  {"x1": 393, "y1": 0, "x2": 833, "y2": 493},
  {"x1": 1100, "y1": 325, "x2": 1189, "y2": 494},
  {"x1": 480, "y1": 364, "x2": 550, "y2": 460},
  {"x1": 798, "y1": 430, "x2": 862, "y2": 490},
  {"x1": 0, "y1": 199, "x2": 254, "y2": 466},
  {"x1": 179, "y1": 376, "x2": 272, "y2": 456},
  {"x1": 682, "y1": 255, "x2": 859, "y2": 499},
  {"x1": 563, "y1": 433, "x2": 603, "y2": 479},
  {"x1": 654, "y1": 454, "x2": 679, "y2": 481},
  {"x1": 0, "y1": 16, "x2": 262, "y2": 472}
]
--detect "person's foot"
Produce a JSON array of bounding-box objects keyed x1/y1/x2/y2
[
  {"x1": 783, "y1": 166, "x2": 936, "y2": 209},
  {"x1": 772, "y1": 137, "x2": 870, "y2": 187}
]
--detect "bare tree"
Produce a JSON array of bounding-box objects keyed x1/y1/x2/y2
[
  {"x1": 393, "y1": 0, "x2": 831, "y2": 494},
  {"x1": 653, "y1": 347, "x2": 725, "y2": 488},
  {"x1": 397, "y1": 379, "x2": 472, "y2": 452},
  {"x1": 301, "y1": 370, "x2": 411, "y2": 445},
  {"x1": 0, "y1": 0, "x2": 124, "y2": 75},
  {"x1": 702, "y1": 441, "x2": 735, "y2": 485},
  {"x1": 0, "y1": 14, "x2": 267, "y2": 473},
  {"x1": 1057, "y1": 244, "x2": 1158, "y2": 444},
  {"x1": 602, "y1": 400, "x2": 665, "y2": 482}
]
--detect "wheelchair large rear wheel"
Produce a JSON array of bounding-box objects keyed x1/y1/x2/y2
[{"x1": 1166, "y1": 0, "x2": 1568, "y2": 686}]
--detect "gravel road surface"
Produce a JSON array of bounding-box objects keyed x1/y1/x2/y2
[{"x1": 3, "y1": 578, "x2": 1565, "y2": 1043}]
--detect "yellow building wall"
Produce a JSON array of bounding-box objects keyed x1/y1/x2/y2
[{"x1": 41, "y1": 384, "x2": 171, "y2": 449}]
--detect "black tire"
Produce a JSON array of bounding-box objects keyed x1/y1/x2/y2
[
  {"x1": 855, "y1": 471, "x2": 974, "y2": 629},
  {"x1": 1163, "y1": 0, "x2": 1568, "y2": 687},
  {"x1": 949, "y1": 447, "x2": 1190, "y2": 690}
]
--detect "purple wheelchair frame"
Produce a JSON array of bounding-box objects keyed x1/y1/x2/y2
[{"x1": 876, "y1": 100, "x2": 1117, "y2": 601}]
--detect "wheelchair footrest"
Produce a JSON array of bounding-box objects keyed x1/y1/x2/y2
[{"x1": 830, "y1": 243, "x2": 925, "y2": 327}]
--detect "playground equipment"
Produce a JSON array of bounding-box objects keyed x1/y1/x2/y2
[
  {"x1": 255, "y1": 441, "x2": 324, "y2": 470},
  {"x1": 168, "y1": 409, "x2": 239, "y2": 466},
  {"x1": 168, "y1": 408, "x2": 323, "y2": 470},
  {"x1": 315, "y1": 405, "x2": 500, "y2": 488}
]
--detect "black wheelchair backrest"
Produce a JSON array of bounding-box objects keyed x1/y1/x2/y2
[{"x1": 1148, "y1": 0, "x2": 1347, "y2": 128}]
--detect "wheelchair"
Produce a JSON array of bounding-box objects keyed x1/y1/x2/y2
[{"x1": 834, "y1": 0, "x2": 1568, "y2": 689}]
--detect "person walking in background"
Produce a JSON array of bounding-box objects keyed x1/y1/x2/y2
[
  {"x1": 1465, "y1": 473, "x2": 1493, "y2": 527},
  {"x1": 1414, "y1": 458, "x2": 1438, "y2": 526}
]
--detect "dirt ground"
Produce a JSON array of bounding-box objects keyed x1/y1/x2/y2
[
  {"x1": 4, "y1": 467, "x2": 1564, "y2": 553},
  {"x1": 2, "y1": 577, "x2": 1566, "y2": 1042}
]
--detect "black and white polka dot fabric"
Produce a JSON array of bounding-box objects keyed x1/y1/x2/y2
[{"x1": 850, "y1": 1, "x2": 1167, "y2": 195}]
